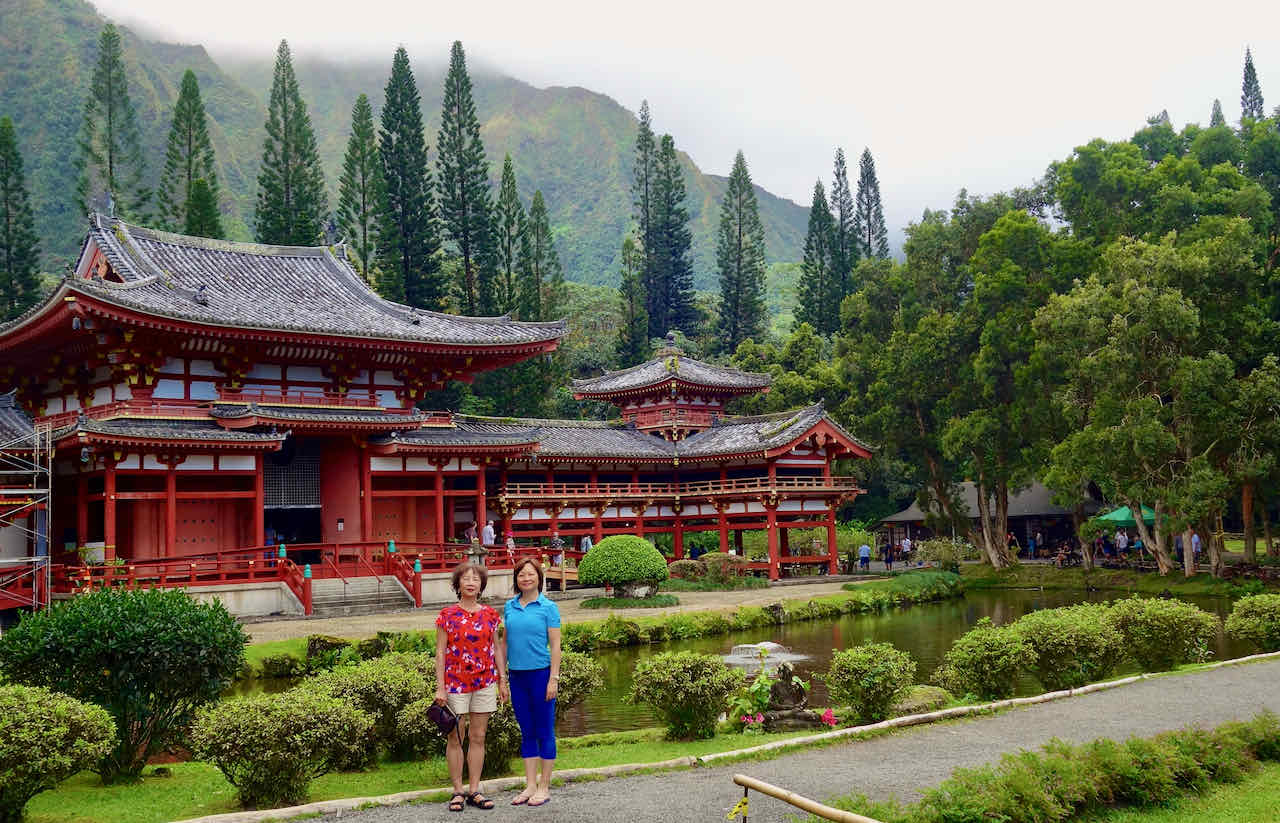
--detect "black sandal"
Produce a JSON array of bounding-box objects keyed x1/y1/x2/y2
[
  {"x1": 448, "y1": 793, "x2": 466, "y2": 812},
  {"x1": 466, "y1": 792, "x2": 495, "y2": 810}
]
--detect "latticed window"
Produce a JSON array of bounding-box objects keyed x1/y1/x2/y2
[{"x1": 264, "y1": 453, "x2": 320, "y2": 507}]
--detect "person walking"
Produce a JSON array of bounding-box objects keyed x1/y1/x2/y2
[
  {"x1": 481, "y1": 519, "x2": 496, "y2": 546},
  {"x1": 435, "y1": 563, "x2": 506, "y2": 812},
  {"x1": 502, "y1": 557, "x2": 562, "y2": 807},
  {"x1": 883, "y1": 542, "x2": 895, "y2": 571},
  {"x1": 858, "y1": 541, "x2": 871, "y2": 572},
  {"x1": 900, "y1": 535, "x2": 912, "y2": 567}
]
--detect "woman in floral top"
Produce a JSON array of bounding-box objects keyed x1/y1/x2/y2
[{"x1": 435, "y1": 563, "x2": 508, "y2": 812}]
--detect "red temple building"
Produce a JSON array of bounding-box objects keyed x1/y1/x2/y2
[{"x1": 0, "y1": 217, "x2": 870, "y2": 617}]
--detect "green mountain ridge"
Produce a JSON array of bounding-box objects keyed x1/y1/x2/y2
[{"x1": 1, "y1": 0, "x2": 807, "y2": 290}]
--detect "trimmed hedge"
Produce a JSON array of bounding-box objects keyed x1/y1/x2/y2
[
  {"x1": 825, "y1": 642, "x2": 917, "y2": 724},
  {"x1": 932, "y1": 617, "x2": 1032, "y2": 700},
  {"x1": 629, "y1": 651, "x2": 744, "y2": 740},
  {"x1": 0, "y1": 685, "x2": 116, "y2": 823},
  {"x1": 667, "y1": 559, "x2": 706, "y2": 579},
  {"x1": 1012, "y1": 603, "x2": 1126, "y2": 691},
  {"x1": 577, "y1": 535, "x2": 669, "y2": 588},
  {"x1": 1226, "y1": 593, "x2": 1280, "y2": 651},
  {"x1": 307, "y1": 654, "x2": 429, "y2": 766},
  {"x1": 1108, "y1": 596, "x2": 1219, "y2": 671}
]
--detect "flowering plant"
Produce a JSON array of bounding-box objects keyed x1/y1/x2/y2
[
  {"x1": 740, "y1": 712, "x2": 766, "y2": 735},
  {"x1": 820, "y1": 708, "x2": 838, "y2": 727}
]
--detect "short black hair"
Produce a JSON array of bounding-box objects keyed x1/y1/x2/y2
[{"x1": 510, "y1": 556, "x2": 544, "y2": 595}]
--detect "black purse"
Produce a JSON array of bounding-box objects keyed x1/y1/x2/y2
[{"x1": 425, "y1": 702, "x2": 464, "y2": 747}]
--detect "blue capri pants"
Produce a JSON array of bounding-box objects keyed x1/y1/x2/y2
[{"x1": 508, "y1": 667, "x2": 557, "y2": 759}]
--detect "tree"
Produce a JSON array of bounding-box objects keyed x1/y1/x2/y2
[
  {"x1": 632, "y1": 100, "x2": 658, "y2": 330},
  {"x1": 1211, "y1": 98, "x2": 1227, "y2": 127},
  {"x1": 437, "y1": 40, "x2": 494, "y2": 315},
  {"x1": 0, "y1": 117, "x2": 42, "y2": 321},
  {"x1": 1242, "y1": 47, "x2": 1266, "y2": 122},
  {"x1": 337, "y1": 94, "x2": 381, "y2": 281},
  {"x1": 376, "y1": 47, "x2": 442, "y2": 307},
  {"x1": 183, "y1": 178, "x2": 222, "y2": 239},
  {"x1": 830, "y1": 148, "x2": 859, "y2": 297},
  {"x1": 715, "y1": 150, "x2": 767, "y2": 351},
  {"x1": 854, "y1": 148, "x2": 890, "y2": 259},
  {"x1": 254, "y1": 40, "x2": 327, "y2": 245},
  {"x1": 157, "y1": 70, "x2": 218, "y2": 233},
  {"x1": 75, "y1": 23, "x2": 150, "y2": 221},
  {"x1": 649, "y1": 134, "x2": 698, "y2": 336},
  {"x1": 492, "y1": 155, "x2": 526, "y2": 315},
  {"x1": 616, "y1": 236, "x2": 648, "y2": 367},
  {"x1": 520, "y1": 190, "x2": 564, "y2": 321},
  {"x1": 796, "y1": 181, "x2": 837, "y2": 334}
]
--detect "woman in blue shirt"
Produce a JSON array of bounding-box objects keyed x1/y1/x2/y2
[{"x1": 502, "y1": 556, "x2": 562, "y2": 806}]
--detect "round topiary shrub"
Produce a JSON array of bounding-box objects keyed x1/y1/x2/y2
[
  {"x1": 1012, "y1": 603, "x2": 1126, "y2": 691},
  {"x1": 1108, "y1": 596, "x2": 1219, "y2": 671},
  {"x1": 825, "y1": 642, "x2": 917, "y2": 725},
  {"x1": 308, "y1": 654, "x2": 430, "y2": 765},
  {"x1": 700, "y1": 551, "x2": 749, "y2": 583},
  {"x1": 577, "y1": 535, "x2": 669, "y2": 598},
  {"x1": 192, "y1": 689, "x2": 373, "y2": 809},
  {"x1": 932, "y1": 618, "x2": 1032, "y2": 700},
  {"x1": 0, "y1": 587, "x2": 247, "y2": 783},
  {"x1": 0, "y1": 685, "x2": 116, "y2": 823},
  {"x1": 628, "y1": 651, "x2": 744, "y2": 740},
  {"x1": 667, "y1": 559, "x2": 707, "y2": 580},
  {"x1": 1225, "y1": 594, "x2": 1280, "y2": 652}
]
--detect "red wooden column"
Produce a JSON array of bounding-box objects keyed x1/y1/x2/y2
[
  {"x1": 766, "y1": 502, "x2": 779, "y2": 581},
  {"x1": 780, "y1": 526, "x2": 790, "y2": 556},
  {"x1": 433, "y1": 461, "x2": 445, "y2": 543},
  {"x1": 589, "y1": 467, "x2": 599, "y2": 493},
  {"x1": 826, "y1": 506, "x2": 839, "y2": 574},
  {"x1": 475, "y1": 459, "x2": 488, "y2": 542},
  {"x1": 103, "y1": 461, "x2": 117, "y2": 562},
  {"x1": 672, "y1": 518, "x2": 684, "y2": 559},
  {"x1": 360, "y1": 446, "x2": 373, "y2": 541},
  {"x1": 718, "y1": 504, "x2": 729, "y2": 554},
  {"x1": 76, "y1": 473, "x2": 88, "y2": 549},
  {"x1": 498, "y1": 464, "x2": 512, "y2": 541},
  {"x1": 165, "y1": 463, "x2": 177, "y2": 558},
  {"x1": 592, "y1": 505, "x2": 604, "y2": 542}
]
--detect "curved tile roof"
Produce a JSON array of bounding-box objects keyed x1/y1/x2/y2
[
  {"x1": 572, "y1": 353, "x2": 771, "y2": 396},
  {"x1": 454, "y1": 417, "x2": 677, "y2": 459},
  {"x1": 53, "y1": 417, "x2": 290, "y2": 444},
  {"x1": 43, "y1": 216, "x2": 566, "y2": 347},
  {"x1": 0, "y1": 391, "x2": 34, "y2": 446},
  {"x1": 209, "y1": 404, "x2": 427, "y2": 426}
]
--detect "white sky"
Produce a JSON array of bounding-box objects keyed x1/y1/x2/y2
[{"x1": 93, "y1": 0, "x2": 1279, "y2": 244}]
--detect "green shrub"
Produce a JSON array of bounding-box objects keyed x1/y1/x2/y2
[
  {"x1": 628, "y1": 651, "x2": 744, "y2": 740},
  {"x1": 825, "y1": 642, "x2": 917, "y2": 725},
  {"x1": 395, "y1": 697, "x2": 450, "y2": 760},
  {"x1": 932, "y1": 618, "x2": 1032, "y2": 699},
  {"x1": 594, "y1": 614, "x2": 642, "y2": 647},
  {"x1": 1108, "y1": 596, "x2": 1219, "y2": 671},
  {"x1": 915, "y1": 539, "x2": 978, "y2": 574},
  {"x1": 260, "y1": 653, "x2": 303, "y2": 679},
  {"x1": 192, "y1": 690, "x2": 373, "y2": 809},
  {"x1": 580, "y1": 594, "x2": 678, "y2": 609},
  {"x1": 700, "y1": 551, "x2": 749, "y2": 583},
  {"x1": 890, "y1": 685, "x2": 953, "y2": 716},
  {"x1": 555, "y1": 651, "x2": 605, "y2": 722},
  {"x1": 1225, "y1": 593, "x2": 1280, "y2": 651},
  {"x1": 1012, "y1": 603, "x2": 1125, "y2": 691},
  {"x1": 0, "y1": 588, "x2": 246, "y2": 783},
  {"x1": 560, "y1": 622, "x2": 596, "y2": 652},
  {"x1": 308, "y1": 655, "x2": 429, "y2": 765},
  {"x1": 0, "y1": 685, "x2": 116, "y2": 823},
  {"x1": 667, "y1": 559, "x2": 706, "y2": 579},
  {"x1": 577, "y1": 535, "x2": 669, "y2": 590}
]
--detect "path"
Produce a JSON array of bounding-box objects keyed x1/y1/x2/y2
[{"x1": 318, "y1": 659, "x2": 1280, "y2": 823}]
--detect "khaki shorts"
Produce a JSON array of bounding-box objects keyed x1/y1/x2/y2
[{"x1": 446, "y1": 683, "x2": 498, "y2": 716}]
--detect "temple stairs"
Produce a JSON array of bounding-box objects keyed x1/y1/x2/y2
[{"x1": 309, "y1": 575, "x2": 415, "y2": 616}]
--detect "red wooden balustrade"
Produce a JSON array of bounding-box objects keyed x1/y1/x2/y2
[
  {"x1": 217, "y1": 389, "x2": 381, "y2": 408},
  {"x1": 631, "y1": 408, "x2": 714, "y2": 428},
  {"x1": 38, "y1": 400, "x2": 213, "y2": 429},
  {"x1": 500, "y1": 475, "x2": 861, "y2": 499}
]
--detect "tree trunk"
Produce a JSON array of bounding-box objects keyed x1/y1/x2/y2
[
  {"x1": 1182, "y1": 526, "x2": 1196, "y2": 578},
  {"x1": 1264, "y1": 500, "x2": 1276, "y2": 558},
  {"x1": 1129, "y1": 499, "x2": 1173, "y2": 575},
  {"x1": 1204, "y1": 515, "x2": 1224, "y2": 578},
  {"x1": 971, "y1": 467, "x2": 1010, "y2": 569},
  {"x1": 1073, "y1": 503, "x2": 1094, "y2": 570},
  {"x1": 1242, "y1": 483, "x2": 1257, "y2": 563},
  {"x1": 994, "y1": 478, "x2": 1014, "y2": 567}
]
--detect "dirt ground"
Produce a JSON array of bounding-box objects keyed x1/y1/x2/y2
[{"x1": 243, "y1": 579, "x2": 866, "y2": 644}]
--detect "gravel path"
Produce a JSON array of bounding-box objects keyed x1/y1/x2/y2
[{"x1": 318, "y1": 659, "x2": 1280, "y2": 823}]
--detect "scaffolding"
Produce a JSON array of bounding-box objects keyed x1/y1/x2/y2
[{"x1": 0, "y1": 419, "x2": 53, "y2": 611}]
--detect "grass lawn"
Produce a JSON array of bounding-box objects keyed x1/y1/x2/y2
[
  {"x1": 241, "y1": 636, "x2": 306, "y2": 670},
  {"x1": 580, "y1": 594, "x2": 680, "y2": 609},
  {"x1": 958, "y1": 563, "x2": 1272, "y2": 597},
  {"x1": 1082, "y1": 761, "x2": 1280, "y2": 822}
]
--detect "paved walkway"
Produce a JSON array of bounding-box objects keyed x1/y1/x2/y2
[{"x1": 318, "y1": 659, "x2": 1280, "y2": 823}]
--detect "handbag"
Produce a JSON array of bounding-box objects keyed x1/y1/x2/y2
[{"x1": 425, "y1": 701, "x2": 465, "y2": 748}]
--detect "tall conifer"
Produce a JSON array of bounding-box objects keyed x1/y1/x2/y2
[
  {"x1": 796, "y1": 181, "x2": 837, "y2": 334},
  {"x1": 632, "y1": 100, "x2": 658, "y2": 329},
  {"x1": 1242, "y1": 48, "x2": 1265, "y2": 121},
  {"x1": 254, "y1": 40, "x2": 327, "y2": 245},
  {"x1": 1211, "y1": 99, "x2": 1226, "y2": 127},
  {"x1": 520, "y1": 191, "x2": 564, "y2": 321},
  {"x1": 0, "y1": 117, "x2": 42, "y2": 321},
  {"x1": 616, "y1": 236, "x2": 649, "y2": 367},
  {"x1": 76, "y1": 23, "x2": 150, "y2": 221},
  {"x1": 715, "y1": 150, "x2": 767, "y2": 352},
  {"x1": 854, "y1": 148, "x2": 890, "y2": 260},
  {"x1": 650, "y1": 134, "x2": 697, "y2": 336},
  {"x1": 829, "y1": 148, "x2": 858, "y2": 299},
  {"x1": 437, "y1": 40, "x2": 495, "y2": 315},
  {"x1": 157, "y1": 70, "x2": 218, "y2": 232},
  {"x1": 337, "y1": 93, "x2": 381, "y2": 281},
  {"x1": 376, "y1": 47, "x2": 442, "y2": 307},
  {"x1": 183, "y1": 178, "x2": 222, "y2": 238},
  {"x1": 493, "y1": 155, "x2": 526, "y2": 315}
]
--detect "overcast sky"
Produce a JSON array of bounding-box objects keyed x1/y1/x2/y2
[{"x1": 93, "y1": 0, "x2": 1278, "y2": 245}]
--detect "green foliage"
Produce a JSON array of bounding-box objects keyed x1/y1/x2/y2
[
  {"x1": 1012, "y1": 603, "x2": 1126, "y2": 691},
  {"x1": 336, "y1": 93, "x2": 381, "y2": 279},
  {"x1": 666, "y1": 559, "x2": 706, "y2": 579},
  {"x1": 0, "y1": 685, "x2": 115, "y2": 823},
  {"x1": 580, "y1": 594, "x2": 679, "y2": 609},
  {"x1": 0, "y1": 117, "x2": 41, "y2": 320},
  {"x1": 577, "y1": 535, "x2": 670, "y2": 588},
  {"x1": 891, "y1": 684, "x2": 953, "y2": 717},
  {"x1": 1225, "y1": 593, "x2": 1280, "y2": 651},
  {"x1": 615, "y1": 235, "x2": 649, "y2": 366},
  {"x1": 0, "y1": 588, "x2": 246, "y2": 782},
  {"x1": 259, "y1": 653, "x2": 304, "y2": 679},
  {"x1": 824, "y1": 642, "x2": 917, "y2": 725},
  {"x1": 254, "y1": 40, "x2": 327, "y2": 245},
  {"x1": 647, "y1": 132, "x2": 699, "y2": 335},
  {"x1": 628, "y1": 651, "x2": 744, "y2": 740},
  {"x1": 555, "y1": 651, "x2": 605, "y2": 722},
  {"x1": 1241, "y1": 48, "x2": 1265, "y2": 122},
  {"x1": 191, "y1": 690, "x2": 373, "y2": 809},
  {"x1": 933, "y1": 618, "x2": 1032, "y2": 699},
  {"x1": 492, "y1": 154, "x2": 525, "y2": 314},
  {"x1": 307, "y1": 655, "x2": 429, "y2": 765},
  {"x1": 1107, "y1": 596, "x2": 1219, "y2": 671},
  {"x1": 183, "y1": 178, "x2": 222, "y2": 238},
  {"x1": 157, "y1": 70, "x2": 218, "y2": 233},
  {"x1": 699, "y1": 551, "x2": 749, "y2": 584},
  {"x1": 796, "y1": 181, "x2": 838, "y2": 335},
  {"x1": 915, "y1": 539, "x2": 978, "y2": 574},
  {"x1": 76, "y1": 23, "x2": 150, "y2": 221},
  {"x1": 854, "y1": 148, "x2": 889, "y2": 260},
  {"x1": 715, "y1": 149, "x2": 767, "y2": 352}
]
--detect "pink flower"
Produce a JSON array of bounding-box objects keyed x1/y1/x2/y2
[
  {"x1": 741, "y1": 715, "x2": 750, "y2": 723},
  {"x1": 755, "y1": 713, "x2": 764, "y2": 723},
  {"x1": 821, "y1": 709, "x2": 838, "y2": 726}
]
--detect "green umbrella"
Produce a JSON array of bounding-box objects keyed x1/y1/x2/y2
[{"x1": 1095, "y1": 506, "x2": 1156, "y2": 527}]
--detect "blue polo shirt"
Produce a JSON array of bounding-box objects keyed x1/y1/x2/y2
[{"x1": 504, "y1": 593, "x2": 561, "y2": 671}]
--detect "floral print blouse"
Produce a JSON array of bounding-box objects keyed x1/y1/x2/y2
[{"x1": 436, "y1": 603, "x2": 501, "y2": 693}]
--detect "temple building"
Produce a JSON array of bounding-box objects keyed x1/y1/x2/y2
[{"x1": 0, "y1": 217, "x2": 870, "y2": 616}]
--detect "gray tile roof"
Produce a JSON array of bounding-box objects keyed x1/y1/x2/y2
[
  {"x1": 572, "y1": 352, "x2": 771, "y2": 396},
  {"x1": 0, "y1": 391, "x2": 34, "y2": 446},
  {"x1": 373, "y1": 424, "x2": 544, "y2": 450},
  {"x1": 54, "y1": 416, "x2": 290, "y2": 444},
  {"x1": 46, "y1": 216, "x2": 566, "y2": 347},
  {"x1": 678, "y1": 404, "x2": 827, "y2": 458},
  {"x1": 209, "y1": 404, "x2": 427, "y2": 426},
  {"x1": 881, "y1": 481, "x2": 1100, "y2": 523}
]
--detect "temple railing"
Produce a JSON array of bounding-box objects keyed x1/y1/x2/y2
[
  {"x1": 631, "y1": 408, "x2": 715, "y2": 429},
  {"x1": 499, "y1": 475, "x2": 862, "y2": 500},
  {"x1": 216, "y1": 389, "x2": 383, "y2": 409},
  {"x1": 38, "y1": 400, "x2": 213, "y2": 429}
]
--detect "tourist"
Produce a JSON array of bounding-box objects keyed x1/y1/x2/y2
[
  {"x1": 1027, "y1": 532, "x2": 1036, "y2": 558},
  {"x1": 1192, "y1": 531, "x2": 1202, "y2": 563},
  {"x1": 579, "y1": 533, "x2": 593, "y2": 553},
  {"x1": 1115, "y1": 529, "x2": 1128, "y2": 557},
  {"x1": 549, "y1": 531, "x2": 565, "y2": 567},
  {"x1": 505, "y1": 530, "x2": 517, "y2": 564},
  {"x1": 502, "y1": 557, "x2": 562, "y2": 807},
  {"x1": 900, "y1": 535, "x2": 913, "y2": 566},
  {"x1": 435, "y1": 563, "x2": 506, "y2": 812},
  {"x1": 465, "y1": 520, "x2": 479, "y2": 543},
  {"x1": 481, "y1": 519, "x2": 496, "y2": 546},
  {"x1": 883, "y1": 542, "x2": 895, "y2": 571},
  {"x1": 1035, "y1": 531, "x2": 1045, "y2": 558},
  {"x1": 858, "y1": 541, "x2": 871, "y2": 572}
]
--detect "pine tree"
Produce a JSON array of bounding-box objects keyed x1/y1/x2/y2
[
  {"x1": 157, "y1": 70, "x2": 218, "y2": 232},
  {"x1": 829, "y1": 147, "x2": 858, "y2": 302},
  {"x1": 520, "y1": 191, "x2": 564, "y2": 321},
  {"x1": 616, "y1": 235, "x2": 649, "y2": 367},
  {"x1": 337, "y1": 93, "x2": 381, "y2": 281},
  {"x1": 254, "y1": 40, "x2": 327, "y2": 245},
  {"x1": 715, "y1": 150, "x2": 767, "y2": 352},
  {"x1": 1211, "y1": 98, "x2": 1227, "y2": 127},
  {"x1": 0, "y1": 117, "x2": 42, "y2": 321},
  {"x1": 183, "y1": 178, "x2": 222, "y2": 238},
  {"x1": 437, "y1": 40, "x2": 495, "y2": 315},
  {"x1": 1242, "y1": 48, "x2": 1266, "y2": 121},
  {"x1": 649, "y1": 134, "x2": 698, "y2": 337},
  {"x1": 376, "y1": 47, "x2": 443, "y2": 307},
  {"x1": 492, "y1": 154, "x2": 526, "y2": 315},
  {"x1": 632, "y1": 100, "x2": 659, "y2": 330},
  {"x1": 795, "y1": 181, "x2": 837, "y2": 335},
  {"x1": 854, "y1": 148, "x2": 890, "y2": 260},
  {"x1": 75, "y1": 23, "x2": 150, "y2": 221}
]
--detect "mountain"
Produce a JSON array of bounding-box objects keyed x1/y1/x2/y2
[{"x1": 0, "y1": 0, "x2": 808, "y2": 290}]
